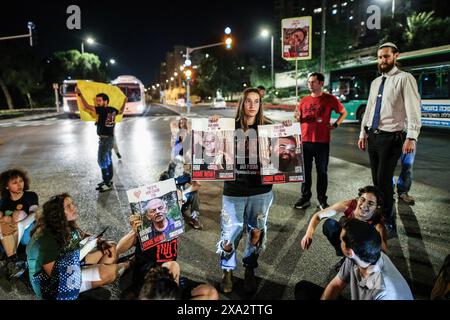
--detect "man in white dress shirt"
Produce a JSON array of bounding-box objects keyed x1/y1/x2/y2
[{"x1": 357, "y1": 42, "x2": 422, "y2": 233}]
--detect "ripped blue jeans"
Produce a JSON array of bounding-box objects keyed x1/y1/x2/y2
[{"x1": 217, "y1": 191, "x2": 273, "y2": 270}]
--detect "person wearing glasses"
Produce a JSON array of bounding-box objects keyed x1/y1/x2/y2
[{"x1": 300, "y1": 186, "x2": 388, "y2": 271}]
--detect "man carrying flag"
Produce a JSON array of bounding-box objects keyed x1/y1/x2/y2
[{"x1": 77, "y1": 83, "x2": 125, "y2": 192}]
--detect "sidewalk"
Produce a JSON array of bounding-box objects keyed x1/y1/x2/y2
[{"x1": 0, "y1": 110, "x2": 61, "y2": 123}]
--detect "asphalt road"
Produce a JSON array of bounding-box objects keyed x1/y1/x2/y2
[{"x1": 0, "y1": 103, "x2": 449, "y2": 300}]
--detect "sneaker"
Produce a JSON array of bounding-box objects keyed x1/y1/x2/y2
[
  {"x1": 189, "y1": 217, "x2": 203, "y2": 230},
  {"x1": 7, "y1": 261, "x2": 26, "y2": 279},
  {"x1": 243, "y1": 267, "x2": 257, "y2": 294},
  {"x1": 96, "y1": 181, "x2": 113, "y2": 189},
  {"x1": 294, "y1": 198, "x2": 311, "y2": 210},
  {"x1": 220, "y1": 270, "x2": 233, "y2": 293},
  {"x1": 398, "y1": 193, "x2": 415, "y2": 205},
  {"x1": 318, "y1": 201, "x2": 330, "y2": 210},
  {"x1": 98, "y1": 182, "x2": 113, "y2": 192}
]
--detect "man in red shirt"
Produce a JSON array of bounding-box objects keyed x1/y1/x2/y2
[{"x1": 294, "y1": 72, "x2": 347, "y2": 210}]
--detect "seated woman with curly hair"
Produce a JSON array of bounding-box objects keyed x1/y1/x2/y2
[{"x1": 26, "y1": 193, "x2": 129, "y2": 300}]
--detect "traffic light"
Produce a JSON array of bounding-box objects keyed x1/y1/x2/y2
[
  {"x1": 225, "y1": 36, "x2": 232, "y2": 50},
  {"x1": 224, "y1": 27, "x2": 232, "y2": 50},
  {"x1": 184, "y1": 67, "x2": 193, "y2": 80}
]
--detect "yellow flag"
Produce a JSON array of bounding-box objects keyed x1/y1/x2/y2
[{"x1": 76, "y1": 80, "x2": 127, "y2": 122}]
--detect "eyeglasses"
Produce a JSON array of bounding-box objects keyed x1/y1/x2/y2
[{"x1": 357, "y1": 196, "x2": 377, "y2": 207}]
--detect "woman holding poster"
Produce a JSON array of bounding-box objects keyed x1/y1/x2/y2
[{"x1": 216, "y1": 88, "x2": 291, "y2": 294}]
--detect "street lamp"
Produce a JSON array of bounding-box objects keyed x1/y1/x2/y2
[
  {"x1": 109, "y1": 59, "x2": 116, "y2": 65},
  {"x1": 260, "y1": 29, "x2": 274, "y2": 89},
  {"x1": 379, "y1": 0, "x2": 395, "y2": 18},
  {"x1": 81, "y1": 37, "x2": 95, "y2": 54}
]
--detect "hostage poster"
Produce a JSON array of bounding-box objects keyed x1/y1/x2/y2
[
  {"x1": 191, "y1": 118, "x2": 235, "y2": 181},
  {"x1": 258, "y1": 122, "x2": 304, "y2": 184},
  {"x1": 126, "y1": 179, "x2": 184, "y2": 251},
  {"x1": 281, "y1": 16, "x2": 312, "y2": 60}
]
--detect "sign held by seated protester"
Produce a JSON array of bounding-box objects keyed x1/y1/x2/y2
[
  {"x1": 126, "y1": 179, "x2": 184, "y2": 251},
  {"x1": 76, "y1": 80, "x2": 126, "y2": 122},
  {"x1": 191, "y1": 118, "x2": 235, "y2": 181},
  {"x1": 258, "y1": 122, "x2": 304, "y2": 184}
]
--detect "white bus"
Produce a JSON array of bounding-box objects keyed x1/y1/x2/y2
[
  {"x1": 111, "y1": 75, "x2": 147, "y2": 115},
  {"x1": 61, "y1": 79, "x2": 90, "y2": 118}
]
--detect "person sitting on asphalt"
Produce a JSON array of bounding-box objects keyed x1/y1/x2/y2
[
  {"x1": 116, "y1": 203, "x2": 180, "y2": 299},
  {"x1": 295, "y1": 219, "x2": 413, "y2": 300},
  {"x1": 300, "y1": 185, "x2": 388, "y2": 270},
  {"x1": 160, "y1": 155, "x2": 203, "y2": 230},
  {"x1": 26, "y1": 193, "x2": 129, "y2": 300},
  {"x1": 138, "y1": 261, "x2": 219, "y2": 300},
  {"x1": 0, "y1": 168, "x2": 38, "y2": 289}
]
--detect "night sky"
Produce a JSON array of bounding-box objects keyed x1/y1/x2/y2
[{"x1": 1, "y1": 0, "x2": 275, "y2": 85}]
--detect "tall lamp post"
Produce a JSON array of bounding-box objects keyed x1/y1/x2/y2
[
  {"x1": 260, "y1": 29, "x2": 274, "y2": 89},
  {"x1": 81, "y1": 37, "x2": 95, "y2": 54}
]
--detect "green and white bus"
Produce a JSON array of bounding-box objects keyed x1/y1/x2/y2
[{"x1": 330, "y1": 44, "x2": 450, "y2": 128}]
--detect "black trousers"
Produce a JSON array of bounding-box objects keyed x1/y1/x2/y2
[
  {"x1": 301, "y1": 142, "x2": 330, "y2": 203},
  {"x1": 367, "y1": 131, "x2": 404, "y2": 224}
]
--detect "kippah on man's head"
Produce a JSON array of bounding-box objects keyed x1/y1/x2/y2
[{"x1": 378, "y1": 42, "x2": 399, "y2": 52}]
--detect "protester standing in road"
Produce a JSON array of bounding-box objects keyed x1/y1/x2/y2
[
  {"x1": 78, "y1": 91, "x2": 125, "y2": 192},
  {"x1": 358, "y1": 42, "x2": 421, "y2": 233},
  {"x1": 216, "y1": 88, "x2": 291, "y2": 294},
  {"x1": 294, "y1": 72, "x2": 347, "y2": 210}
]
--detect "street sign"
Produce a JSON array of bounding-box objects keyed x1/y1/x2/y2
[{"x1": 281, "y1": 16, "x2": 312, "y2": 61}]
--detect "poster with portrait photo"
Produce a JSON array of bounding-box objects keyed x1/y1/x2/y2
[
  {"x1": 258, "y1": 122, "x2": 304, "y2": 184},
  {"x1": 126, "y1": 179, "x2": 184, "y2": 251},
  {"x1": 191, "y1": 118, "x2": 235, "y2": 181},
  {"x1": 281, "y1": 16, "x2": 312, "y2": 61}
]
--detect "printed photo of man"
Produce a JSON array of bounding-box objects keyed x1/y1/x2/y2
[{"x1": 273, "y1": 136, "x2": 299, "y2": 173}]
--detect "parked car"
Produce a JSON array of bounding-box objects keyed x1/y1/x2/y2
[{"x1": 211, "y1": 97, "x2": 226, "y2": 109}]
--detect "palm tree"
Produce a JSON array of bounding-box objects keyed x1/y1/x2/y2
[{"x1": 406, "y1": 11, "x2": 435, "y2": 46}]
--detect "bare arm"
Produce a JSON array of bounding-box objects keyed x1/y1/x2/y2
[
  {"x1": 183, "y1": 181, "x2": 201, "y2": 194},
  {"x1": 334, "y1": 108, "x2": 348, "y2": 127},
  {"x1": 321, "y1": 275, "x2": 347, "y2": 300},
  {"x1": 42, "y1": 261, "x2": 56, "y2": 277},
  {"x1": 116, "y1": 214, "x2": 140, "y2": 256},
  {"x1": 75, "y1": 88, "x2": 96, "y2": 115},
  {"x1": 375, "y1": 223, "x2": 389, "y2": 253},
  {"x1": 191, "y1": 284, "x2": 220, "y2": 300},
  {"x1": 116, "y1": 230, "x2": 137, "y2": 256},
  {"x1": 301, "y1": 200, "x2": 350, "y2": 250}
]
